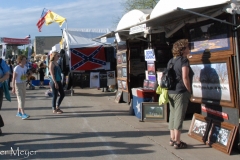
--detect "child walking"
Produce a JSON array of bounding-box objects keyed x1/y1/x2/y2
[{"x1": 12, "y1": 55, "x2": 30, "y2": 120}]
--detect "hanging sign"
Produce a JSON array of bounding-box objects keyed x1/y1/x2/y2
[
  {"x1": 144, "y1": 49, "x2": 155, "y2": 61},
  {"x1": 130, "y1": 24, "x2": 146, "y2": 35}
]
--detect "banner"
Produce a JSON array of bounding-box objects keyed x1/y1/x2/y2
[
  {"x1": 70, "y1": 46, "x2": 106, "y2": 71},
  {"x1": 90, "y1": 72, "x2": 100, "y2": 88},
  {"x1": 107, "y1": 71, "x2": 115, "y2": 85},
  {"x1": 1, "y1": 37, "x2": 30, "y2": 45},
  {"x1": 1, "y1": 44, "x2": 6, "y2": 60}
]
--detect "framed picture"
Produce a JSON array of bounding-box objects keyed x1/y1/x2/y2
[
  {"x1": 188, "y1": 113, "x2": 212, "y2": 143},
  {"x1": 143, "y1": 79, "x2": 149, "y2": 89},
  {"x1": 122, "y1": 52, "x2": 127, "y2": 63},
  {"x1": 115, "y1": 90, "x2": 123, "y2": 103},
  {"x1": 206, "y1": 121, "x2": 237, "y2": 155},
  {"x1": 117, "y1": 54, "x2": 122, "y2": 64},
  {"x1": 147, "y1": 62, "x2": 155, "y2": 75},
  {"x1": 140, "y1": 102, "x2": 167, "y2": 122},
  {"x1": 117, "y1": 66, "x2": 122, "y2": 77},
  {"x1": 189, "y1": 19, "x2": 233, "y2": 56},
  {"x1": 190, "y1": 56, "x2": 236, "y2": 108},
  {"x1": 148, "y1": 81, "x2": 157, "y2": 90},
  {"x1": 121, "y1": 80, "x2": 128, "y2": 91},
  {"x1": 117, "y1": 79, "x2": 122, "y2": 89},
  {"x1": 122, "y1": 66, "x2": 127, "y2": 77}
]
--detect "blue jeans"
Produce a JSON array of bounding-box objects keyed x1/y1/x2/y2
[{"x1": 50, "y1": 81, "x2": 65, "y2": 110}]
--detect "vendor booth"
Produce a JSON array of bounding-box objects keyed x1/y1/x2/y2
[
  {"x1": 60, "y1": 28, "x2": 116, "y2": 95},
  {"x1": 97, "y1": 0, "x2": 240, "y2": 154}
]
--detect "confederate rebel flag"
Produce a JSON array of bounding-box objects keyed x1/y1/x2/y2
[{"x1": 70, "y1": 45, "x2": 106, "y2": 71}]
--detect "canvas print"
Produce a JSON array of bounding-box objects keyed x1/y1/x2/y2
[
  {"x1": 117, "y1": 79, "x2": 122, "y2": 89},
  {"x1": 147, "y1": 62, "x2": 155, "y2": 75},
  {"x1": 122, "y1": 66, "x2": 127, "y2": 77},
  {"x1": 188, "y1": 113, "x2": 211, "y2": 143},
  {"x1": 148, "y1": 81, "x2": 156, "y2": 90},
  {"x1": 121, "y1": 80, "x2": 127, "y2": 91},
  {"x1": 143, "y1": 80, "x2": 149, "y2": 89},
  {"x1": 122, "y1": 52, "x2": 127, "y2": 63},
  {"x1": 117, "y1": 66, "x2": 122, "y2": 77},
  {"x1": 141, "y1": 102, "x2": 167, "y2": 122},
  {"x1": 191, "y1": 62, "x2": 230, "y2": 101},
  {"x1": 117, "y1": 54, "x2": 122, "y2": 64},
  {"x1": 207, "y1": 121, "x2": 237, "y2": 154},
  {"x1": 189, "y1": 22, "x2": 230, "y2": 54}
]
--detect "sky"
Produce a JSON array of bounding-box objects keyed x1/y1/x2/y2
[{"x1": 0, "y1": 0, "x2": 124, "y2": 39}]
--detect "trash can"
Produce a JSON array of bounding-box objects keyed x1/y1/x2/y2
[{"x1": 131, "y1": 88, "x2": 157, "y2": 119}]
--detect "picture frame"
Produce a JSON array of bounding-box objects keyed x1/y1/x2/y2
[
  {"x1": 190, "y1": 56, "x2": 236, "y2": 108},
  {"x1": 117, "y1": 79, "x2": 122, "y2": 89},
  {"x1": 115, "y1": 90, "x2": 123, "y2": 103},
  {"x1": 117, "y1": 54, "x2": 122, "y2": 64},
  {"x1": 121, "y1": 80, "x2": 128, "y2": 91},
  {"x1": 147, "y1": 62, "x2": 155, "y2": 75},
  {"x1": 122, "y1": 52, "x2": 127, "y2": 63},
  {"x1": 143, "y1": 79, "x2": 149, "y2": 89},
  {"x1": 188, "y1": 113, "x2": 212, "y2": 143},
  {"x1": 140, "y1": 102, "x2": 167, "y2": 122},
  {"x1": 148, "y1": 81, "x2": 157, "y2": 90},
  {"x1": 206, "y1": 121, "x2": 237, "y2": 155},
  {"x1": 117, "y1": 66, "x2": 122, "y2": 78},
  {"x1": 122, "y1": 66, "x2": 127, "y2": 77},
  {"x1": 189, "y1": 19, "x2": 233, "y2": 57}
]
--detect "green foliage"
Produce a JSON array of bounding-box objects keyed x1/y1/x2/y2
[{"x1": 121, "y1": 0, "x2": 160, "y2": 13}]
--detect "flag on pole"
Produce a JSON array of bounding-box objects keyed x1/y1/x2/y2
[
  {"x1": 36, "y1": 8, "x2": 50, "y2": 32},
  {"x1": 45, "y1": 11, "x2": 66, "y2": 27},
  {"x1": 36, "y1": 8, "x2": 66, "y2": 32}
]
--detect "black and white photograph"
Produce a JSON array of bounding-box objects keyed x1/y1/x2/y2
[
  {"x1": 122, "y1": 66, "x2": 127, "y2": 77},
  {"x1": 122, "y1": 52, "x2": 127, "y2": 63},
  {"x1": 117, "y1": 79, "x2": 122, "y2": 89},
  {"x1": 210, "y1": 125, "x2": 230, "y2": 146},
  {"x1": 188, "y1": 113, "x2": 211, "y2": 143}
]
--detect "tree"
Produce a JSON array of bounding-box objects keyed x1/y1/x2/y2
[
  {"x1": 121, "y1": 0, "x2": 160, "y2": 13},
  {"x1": 113, "y1": 0, "x2": 160, "y2": 28}
]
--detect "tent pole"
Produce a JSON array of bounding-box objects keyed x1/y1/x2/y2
[{"x1": 233, "y1": 14, "x2": 240, "y2": 108}]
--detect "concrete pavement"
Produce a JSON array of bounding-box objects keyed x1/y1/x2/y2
[{"x1": 0, "y1": 87, "x2": 239, "y2": 159}]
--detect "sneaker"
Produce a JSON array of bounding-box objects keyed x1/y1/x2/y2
[
  {"x1": 21, "y1": 114, "x2": 30, "y2": 120},
  {"x1": 16, "y1": 112, "x2": 22, "y2": 117}
]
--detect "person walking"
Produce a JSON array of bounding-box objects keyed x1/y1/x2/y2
[
  {"x1": 167, "y1": 39, "x2": 193, "y2": 149},
  {"x1": 39, "y1": 62, "x2": 46, "y2": 88},
  {"x1": 12, "y1": 55, "x2": 30, "y2": 120},
  {"x1": 49, "y1": 51, "x2": 64, "y2": 114},
  {"x1": 0, "y1": 58, "x2": 10, "y2": 133},
  {"x1": 7, "y1": 59, "x2": 13, "y2": 90}
]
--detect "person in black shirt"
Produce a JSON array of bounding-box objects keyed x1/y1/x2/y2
[
  {"x1": 39, "y1": 62, "x2": 46, "y2": 88},
  {"x1": 7, "y1": 59, "x2": 13, "y2": 90},
  {"x1": 168, "y1": 39, "x2": 193, "y2": 149}
]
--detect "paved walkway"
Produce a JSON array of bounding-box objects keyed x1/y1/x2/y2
[{"x1": 0, "y1": 87, "x2": 239, "y2": 159}]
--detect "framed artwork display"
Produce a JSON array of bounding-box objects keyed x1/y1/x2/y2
[
  {"x1": 117, "y1": 79, "x2": 122, "y2": 89},
  {"x1": 117, "y1": 54, "x2": 122, "y2": 64},
  {"x1": 117, "y1": 66, "x2": 122, "y2": 78},
  {"x1": 115, "y1": 90, "x2": 123, "y2": 103},
  {"x1": 122, "y1": 66, "x2": 127, "y2": 77},
  {"x1": 206, "y1": 121, "x2": 237, "y2": 155},
  {"x1": 121, "y1": 80, "x2": 128, "y2": 91},
  {"x1": 140, "y1": 102, "x2": 167, "y2": 122},
  {"x1": 190, "y1": 56, "x2": 235, "y2": 108},
  {"x1": 122, "y1": 52, "x2": 127, "y2": 63},
  {"x1": 147, "y1": 62, "x2": 155, "y2": 75},
  {"x1": 143, "y1": 79, "x2": 149, "y2": 89},
  {"x1": 148, "y1": 81, "x2": 157, "y2": 90},
  {"x1": 189, "y1": 20, "x2": 233, "y2": 56},
  {"x1": 188, "y1": 113, "x2": 212, "y2": 143}
]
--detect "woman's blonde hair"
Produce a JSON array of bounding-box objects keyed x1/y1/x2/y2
[
  {"x1": 17, "y1": 55, "x2": 27, "y2": 64},
  {"x1": 172, "y1": 39, "x2": 189, "y2": 57},
  {"x1": 50, "y1": 51, "x2": 58, "y2": 61}
]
